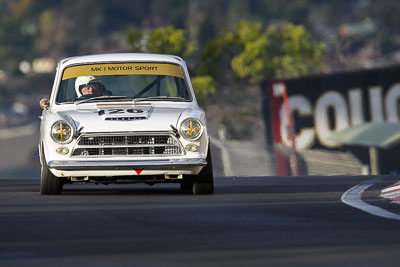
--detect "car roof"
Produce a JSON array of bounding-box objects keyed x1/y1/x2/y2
[{"x1": 59, "y1": 53, "x2": 184, "y2": 67}]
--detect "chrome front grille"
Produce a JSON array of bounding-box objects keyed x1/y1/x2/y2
[{"x1": 72, "y1": 133, "x2": 183, "y2": 157}]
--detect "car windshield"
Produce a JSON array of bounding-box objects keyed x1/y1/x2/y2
[{"x1": 56, "y1": 63, "x2": 191, "y2": 103}]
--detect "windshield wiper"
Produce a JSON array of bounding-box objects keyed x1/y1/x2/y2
[
  {"x1": 75, "y1": 96, "x2": 129, "y2": 105},
  {"x1": 133, "y1": 96, "x2": 186, "y2": 102}
]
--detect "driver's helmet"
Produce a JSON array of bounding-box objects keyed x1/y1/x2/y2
[{"x1": 75, "y1": 76, "x2": 103, "y2": 97}]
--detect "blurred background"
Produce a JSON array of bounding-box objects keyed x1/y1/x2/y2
[{"x1": 1, "y1": 0, "x2": 400, "y2": 178}]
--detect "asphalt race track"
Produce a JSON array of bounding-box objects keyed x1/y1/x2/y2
[{"x1": 1, "y1": 176, "x2": 400, "y2": 267}]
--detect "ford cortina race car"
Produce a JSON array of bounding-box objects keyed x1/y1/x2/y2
[{"x1": 39, "y1": 53, "x2": 214, "y2": 195}]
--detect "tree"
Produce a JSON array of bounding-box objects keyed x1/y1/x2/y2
[
  {"x1": 127, "y1": 25, "x2": 196, "y2": 57},
  {"x1": 126, "y1": 25, "x2": 215, "y2": 102},
  {"x1": 148, "y1": 26, "x2": 196, "y2": 58},
  {"x1": 231, "y1": 21, "x2": 326, "y2": 84},
  {"x1": 200, "y1": 20, "x2": 326, "y2": 85},
  {"x1": 190, "y1": 75, "x2": 215, "y2": 102},
  {"x1": 126, "y1": 26, "x2": 144, "y2": 53}
]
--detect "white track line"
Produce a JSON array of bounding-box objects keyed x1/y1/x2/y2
[{"x1": 341, "y1": 177, "x2": 400, "y2": 221}]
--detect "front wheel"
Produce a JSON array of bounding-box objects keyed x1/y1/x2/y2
[
  {"x1": 180, "y1": 181, "x2": 193, "y2": 192},
  {"x1": 40, "y1": 148, "x2": 63, "y2": 195},
  {"x1": 193, "y1": 182, "x2": 213, "y2": 195},
  {"x1": 192, "y1": 147, "x2": 214, "y2": 195}
]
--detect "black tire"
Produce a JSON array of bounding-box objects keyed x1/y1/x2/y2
[
  {"x1": 180, "y1": 181, "x2": 193, "y2": 192},
  {"x1": 193, "y1": 146, "x2": 214, "y2": 195},
  {"x1": 40, "y1": 147, "x2": 63, "y2": 195},
  {"x1": 193, "y1": 182, "x2": 213, "y2": 195}
]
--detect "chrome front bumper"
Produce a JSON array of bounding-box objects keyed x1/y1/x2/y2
[{"x1": 48, "y1": 158, "x2": 206, "y2": 170}]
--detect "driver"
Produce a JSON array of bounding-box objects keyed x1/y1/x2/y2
[{"x1": 75, "y1": 76, "x2": 106, "y2": 98}]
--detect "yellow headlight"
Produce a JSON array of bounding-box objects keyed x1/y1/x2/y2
[
  {"x1": 180, "y1": 118, "x2": 202, "y2": 140},
  {"x1": 51, "y1": 121, "x2": 73, "y2": 143}
]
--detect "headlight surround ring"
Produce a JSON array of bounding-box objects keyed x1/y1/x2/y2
[
  {"x1": 51, "y1": 121, "x2": 74, "y2": 144},
  {"x1": 180, "y1": 118, "x2": 203, "y2": 141}
]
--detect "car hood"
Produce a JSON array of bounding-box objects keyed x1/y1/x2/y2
[{"x1": 58, "y1": 104, "x2": 186, "y2": 133}]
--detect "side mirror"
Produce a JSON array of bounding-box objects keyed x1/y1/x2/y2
[{"x1": 39, "y1": 99, "x2": 50, "y2": 110}]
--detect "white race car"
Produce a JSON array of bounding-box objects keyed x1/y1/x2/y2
[{"x1": 39, "y1": 53, "x2": 213, "y2": 195}]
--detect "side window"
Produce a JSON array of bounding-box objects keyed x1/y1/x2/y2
[
  {"x1": 67, "y1": 78, "x2": 77, "y2": 100},
  {"x1": 57, "y1": 79, "x2": 75, "y2": 102},
  {"x1": 56, "y1": 81, "x2": 66, "y2": 103},
  {"x1": 176, "y1": 77, "x2": 190, "y2": 98}
]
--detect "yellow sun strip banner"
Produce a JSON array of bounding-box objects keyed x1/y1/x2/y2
[{"x1": 62, "y1": 63, "x2": 184, "y2": 80}]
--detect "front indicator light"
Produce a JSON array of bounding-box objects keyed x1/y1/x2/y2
[
  {"x1": 56, "y1": 147, "x2": 69, "y2": 155},
  {"x1": 185, "y1": 143, "x2": 199, "y2": 152}
]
